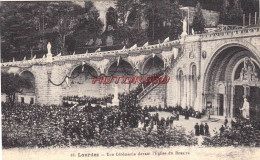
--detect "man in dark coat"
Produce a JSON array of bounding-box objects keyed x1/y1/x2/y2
[
  {"x1": 185, "y1": 110, "x2": 189, "y2": 119},
  {"x1": 224, "y1": 118, "x2": 228, "y2": 127},
  {"x1": 166, "y1": 117, "x2": 170, "y2": 127},
  {"x1": 200, "y1": 123, "x2": 205, "y2": 135},
  {"x1": 194, "y1": 123, "x2": 200, "y2": 136},
  {"x1": 220, "y1": 125, "x2": 225, "y2": 135},
  {"x1": 169, "y1": 116, "x2": 174, "y2": 128},
  {"x1": 154, "y1": 113, "x2": 159, "y2": 125},
  {"x1": 205, "y1": 123, "x2": 209, "y2": 136}
]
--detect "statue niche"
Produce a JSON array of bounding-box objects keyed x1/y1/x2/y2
[{"x1": 239, "y1": 58, "x2": 259, "y2": 82}]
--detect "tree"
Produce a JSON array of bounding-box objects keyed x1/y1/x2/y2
[
  {"x1": 241, "y1": 0, "x2": 259, "y2": 15},
  {"x1": 143, "y1": 0, "x2": 166, "y2": 42},
  {"x1": 0, "y1": 1, "x2": 85, "y2": 58},
  {"x1": 106, "y1": 7, "x2": 118, "y2": 31},
  {"x1": 115, "y1": 0, "x2": 135, "y2": 45},
  {"x1": 143, "y1": 0, "x2": 182, "y2": 42},
  {"x1": 192, "y1": 2, "x2": 206, "y2": 33},
  {"x1": 47, "y1": 2, "x2": 84, "y2": 55},
  {"x1": 165, "y1": 0, "x2": 182, "y2": 40},
  {"x1": 74, "y1": 1, "x2": 103, "y2": 48},
  {"x1": 0, "y1": 2, "x2": 49, "y2": 60},
  {"x1": 219, "y1": 0, "x2": 229, "y2": 24},
  {"x1": 228, "y1": 0, "x2": 243, "y2": 25},
  {"x1": 1, "y1": 72, "x2": 32, "y2": 107}
]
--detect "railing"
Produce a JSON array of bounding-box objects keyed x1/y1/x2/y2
[
  {"x1": 137, "y1": 82, "x2": 159, "y2": 101},
  {"x1": 137, "y1": 48, "x2": 185, "y2": 101},
  {"x1": 217, "y1": 24, "x2": 245, "y2": 31},
  {"x1": 1, "y1": 39, "x2": 181, "y2": 67},
  {"x1": 2, "y1": 26, "x2": 260, "y2": 67},
  {"x1": 198, "y1": 26, "x2": 260, "y2": 39}
]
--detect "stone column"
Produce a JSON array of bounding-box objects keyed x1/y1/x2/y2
[
  {"x1": 91, "y1": 59, "x2": 110, "y2": 97},
  {"x1": 176, "y1": 75, "x2": 180, "y2": 106},
  {"x1": 230, "y1": 85, "x2": 235, "y2": 118},
  {"x1": 190, "y1": 75, "x2": 193, "y2": 107},
  {"x1": 99, "y1": 82, "x2": 107, "y2": 97},
  {"x1": 214, "y1": 93, "x2": 218, "y2": 115},
  {"x1": 186, "y1": 75, "x2": 191, "y2": 107},
  {"x1": 224, "y1": 94, "x2": 228, "y2": 117},
  {"x1": 46, "y1": 64, "x2": 53, "y2": 105},
  {"x1": 183, "y1": 75, "x2": 187, "y2": 108},
  {"x1": 173, "y1": 75, "x2": 178, "y2": 106}
]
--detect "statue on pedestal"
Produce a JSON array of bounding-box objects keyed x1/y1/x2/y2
[
  {"x1": 112, "y1": 84, "x2": 119, "y2": 106},
  {"x1": 181, "y1": 17, "x2": 188, "y2": 38},
  {"x1": 47, "y1": 42, "x2": 51, "y2": 55},
  {"x1": 46, "y1": 42, "x2": 53, "y2": 62},
  {"x1": 240, "y1": 98, "x2": 250, "y2": 119}
]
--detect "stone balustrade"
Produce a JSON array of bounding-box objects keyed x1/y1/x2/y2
[
  {"x1": 198, "y1": 26, "x2": 260, "y2": 39},
  {"x1": 1, "y1": 39, "x2": 181, "y2": 67}
]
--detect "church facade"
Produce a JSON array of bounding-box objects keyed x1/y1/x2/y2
[{"x1": 1, "y1": 26, "x2": 260, "y2": 120}]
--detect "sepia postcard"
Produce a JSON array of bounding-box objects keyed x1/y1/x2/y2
[{"x1": 1, "y1": 0, "x2": 260, "y2": 159}]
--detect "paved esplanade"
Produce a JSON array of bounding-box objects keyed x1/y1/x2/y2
[{"x1": 2, "y1": 27, "x2": 260, "y2": 118}]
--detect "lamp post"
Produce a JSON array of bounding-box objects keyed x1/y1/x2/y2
[{"x1": 180, "y1": 7, "x2": 190, "y2": 35}]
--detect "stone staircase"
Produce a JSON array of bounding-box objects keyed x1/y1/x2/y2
[{"x1": 137, "y1": 48, "x2": 185, "y2": 101}]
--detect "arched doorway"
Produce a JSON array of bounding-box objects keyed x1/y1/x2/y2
[
  {"x1": 232, "y1": 58, "x2": 260, "y2": 119},
  {"x1": 204, "y1": 45, "x2": 260, "y2": 119},
  {"x1": 19, "y1": 71, "x2": 35, "y2": 104},
  {"x1": 68, "y1": 64, "x2": 99, "y2": 97}
]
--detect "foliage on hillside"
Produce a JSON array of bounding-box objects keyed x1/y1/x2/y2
[{"x1": 1, "y1": 0, "x2": 258, "y2": 61}]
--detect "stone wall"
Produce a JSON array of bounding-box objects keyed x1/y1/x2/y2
[
  {"x1": 139, "y1": 84, "x2": 166, "y2": 107},
  {"x1": 1, "y1": 27, "x2": 259, "y2": 111}
]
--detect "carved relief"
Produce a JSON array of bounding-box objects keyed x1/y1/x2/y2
[
  {"x1": 127, "y1": 55, "x2": 146, "y2": 70},
  {"x1": 160, "y1": 51, "x2": 174, "y2": 68},
  {"x1": 90, "y1": 59, "x2": 110, "y2": 75},
  {"x1": 239, "y1": 57, "x2": 259, "y2": 82},
  {"x1": 202, "y1": 51, "x2": 207, "y2": 59},
  {"x1": 188, "y1": 47, "x2": 195, "y2": 59}
]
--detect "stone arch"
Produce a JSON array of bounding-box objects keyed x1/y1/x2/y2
[
  {"x1": 231, "y1": 58, "x2": 260, "y2": 82},
  {"x1": 18, "y1": 70, "x2": 36, "y2": 104},
  {"x1": 203, "y1": 42, "x2": 260, "y2": 118},
  {"x1": 205, "y1": 40, "x2": 260, "y2": 70},
  {"x1": 106, "y1": 59, "x2": 135, "y2": 95},
  {"x1": 106, "y1": 59, "x2": 135, "y2": 76},
  {"x1": 203, "y1": 42, "x2": 260, "y2": 94},
  {"x1": 19, "y1": 70, "x2": 35, "y2": 92},
  {"x1": 142, "y1": 55, "x2": 164, "y2": 75},
  {"x1": 66, "y1": 63, "x2": 99, "y2": 97},
  {"x1": 69, "y1": 62, "x2": 99, "y2": 77}
]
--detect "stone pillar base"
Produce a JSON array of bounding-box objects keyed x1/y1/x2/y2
[{"x1": 112, "y1": 98, "x2": 119, "y2": 106}]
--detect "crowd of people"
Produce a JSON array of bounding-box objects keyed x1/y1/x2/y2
[
  {"x1": 202, "y1": 116, "x2": 260, "y2": 146},
  {"x1": 3, "y1": 79, "x2": 259, "y2": 148},
  {"x1": 194, "y1": 123, "x2": 210, "y2": 136},
  {"x1": 63, "y1": 95, "x2": 113, "y2": 107},
  {"x1": 2, "y1": 84, "x2": 197, "y2": 148},
  {"x1": 3, "y1": 96, "x2": 259, "y2": 148},
  {"x1": 2, "y1": 100, "x2": 198, "y2": 148}
]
